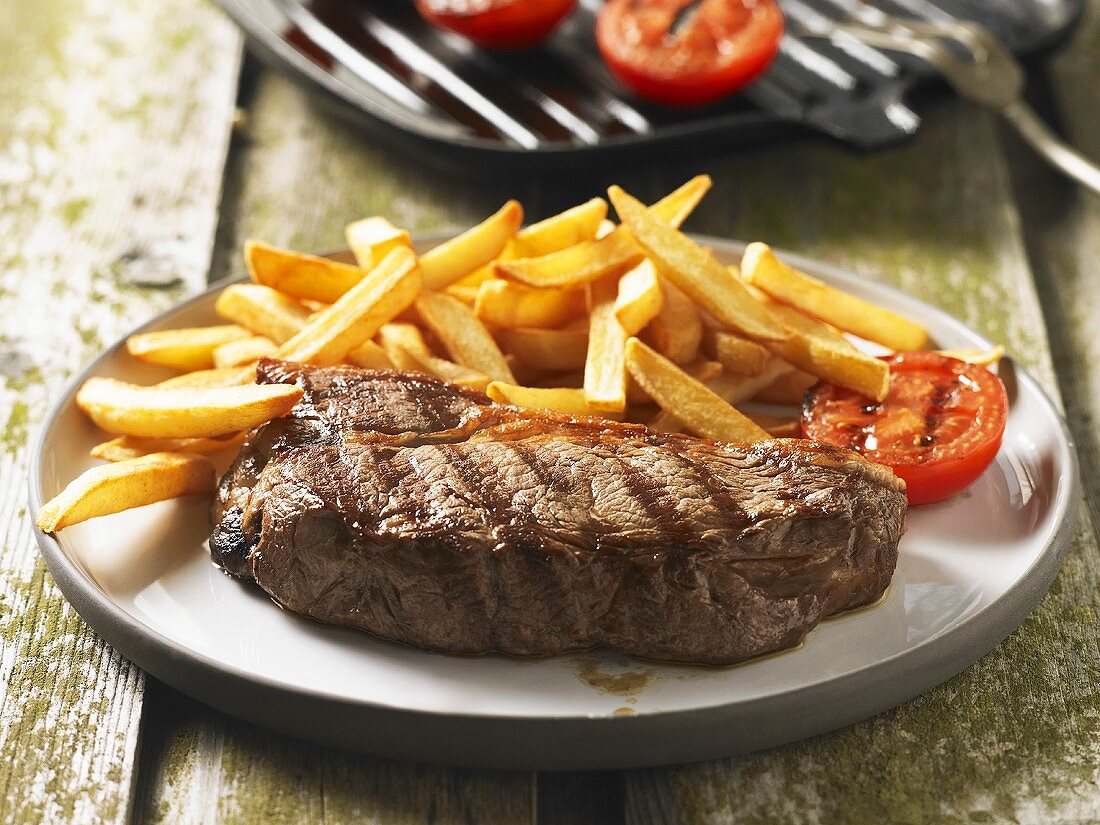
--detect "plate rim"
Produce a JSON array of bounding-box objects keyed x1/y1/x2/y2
[{"x1": 28, "y1": 235, "x2": 1082, "y2": 767}]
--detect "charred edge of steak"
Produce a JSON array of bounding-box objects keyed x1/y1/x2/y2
[{"x1": 208, "y1": 505, "x2": 255, "y2": 578}]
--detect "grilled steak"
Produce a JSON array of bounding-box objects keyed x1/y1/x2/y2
[{"x1": 211, "y1": 359, "x2": 906, "y2": 665}]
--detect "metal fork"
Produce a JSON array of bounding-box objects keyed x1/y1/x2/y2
[{"x1": 797, "y1": 8, "x2": 1100, "y2": 195}]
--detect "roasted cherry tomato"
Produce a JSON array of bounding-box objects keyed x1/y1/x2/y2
[
  {"x1": 595, "y1": 0, "x2": 784, "y2": 107},
  {"x1": 802, "y1": 352, "x2": 1009, "y2": 506},
  {"x1": 414, "y1": 0, "x2": 577, "y2": 50}
]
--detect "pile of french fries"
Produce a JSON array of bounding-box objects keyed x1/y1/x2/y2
[{"x1": 37, "y1": 174, "x2": 1005, "y2": 533}]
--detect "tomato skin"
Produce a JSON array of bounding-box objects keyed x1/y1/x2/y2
[
  {"x1": 415, "y1": 0, "x2": 577, "y2": 50},
  {"x1": 595, "y1": 0, "x2": 784, "y2": 107},
  {"x1": 802, "y1": 352, "x2": 1009, "y2": 507}
]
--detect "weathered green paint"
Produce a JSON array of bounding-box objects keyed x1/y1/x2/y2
[{"x1": 0, "y1": 0, "x2": 241, "y2": 821}]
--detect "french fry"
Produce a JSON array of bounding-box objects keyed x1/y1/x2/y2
[
  {"x1": 627, "y1": 358, "x2": 722, "y2": 404},
  {"x1": 613, "y1": 260, "x2": 664, "y2": 335},
  {"x1": 486, "y1": 382, "x2": 619, "y2": 419},
  {"x1": 274, "y1": 247, "x2": 421, "y2": 366},
  {"x1": 497, "y1": 228, "x2": 642, "y2": 290},
  {"x1": 649, "y1": 357, "x2": 794, "y2": 433},
  {"x1": 625, "y1": 338, "x2": 770, "y2": 443},
  {"x1": 126, "y1": 325, "x2": 251, "y2": 372},
  {"x1": 416, "y1": 291, "x2": 515, "y2": 383},
  {"x1": 347, "y1": 339, "x2": 395, "y2": 371},
  {"x1": 497, "y1": 327, "x2": 589, "y2": 372},
  {"x1": 646, "y1": 277, "x2": 701, "y2": 364},
  {"x1": 765, "y1": 300, "x2": 890, "y2": 401},
  {"x1": 157, "y1": 366, "x2": 255, "y2": 389},
  {"x1": 498, "y1": 176, "x2": 712, "y2": 289},
  {"x1": 703, "y1": 328, "x2": 771, "y2": 376},
  {"x1": 609, "y1": 187, "x2": 788, "y2": 343},
  {"x1": 584, "y1": 276, "x2": 628, "y2": 413},
  {"x1": 345, "y1": 216, "x2": 411, "y2": 269},
  {"x1": 936, "y1": 346, "x2": 1005, "y2": 367},
  {"x1": 420, "y1": 201, "x2": 523, "y2": 290},
  {"x1": 378, "y1": 323, "x2": 491, "y2": 390},
  {"x1": 511, "y1": 197, "x2": 608, "y2": 257},
  {"x1": 76, "y1": 378, "x2": 303, "y2": 438},
  {"x1": 752, "y1": 369, "x2": 818, "y2": 405},
  {"x1": 246, "y1": 240, "x2": 363, "y2": 303},
  {"x1": 215, "y1": 283, "x2": 310, "y2": 344},
  {"x1": 445, "y1": 282, "x2": 481, "y2": 306},
  {"x1": 741, "y1": 243, "x2": 930, "y2": 351},
  {"x1": 744, "y1": 412, "x2": 803, "y2": 439},
  {"x1": 91, "y1": 433, "x2": 246, "y2": 462},
  {"x1": 474, "y1": 279, "x2": 586, "y2": 329},
  {"x1": 35, "y1": 452, "x2": 216, "y2": 533},
  {"x1": 213, "y1": 336, "x2": 276, "y2": 368}
]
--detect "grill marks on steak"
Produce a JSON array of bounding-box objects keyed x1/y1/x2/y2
[{"x1": 211, "y1": 359, "x2": 906, "y2": 665}]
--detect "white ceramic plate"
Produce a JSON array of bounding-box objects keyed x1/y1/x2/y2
[{"x1": 30, "y1": 237, "x2": 1079, "y2": 769}]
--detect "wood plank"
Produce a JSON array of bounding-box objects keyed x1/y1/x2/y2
[
  {"x1": 0, "y1": 0, "x2": 241, "y2": 821},
  {"x1": 132, "y1": 68, "x2": 537, "y2": 824},
  {"x1": 620, "y1": 94, "x2": 1100, "y2": 822}
]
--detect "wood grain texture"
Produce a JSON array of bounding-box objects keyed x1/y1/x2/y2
[
  {"x1": 616, "y1": 94, "x2": 1100, "y2": 824},
  {"x1": 131, "y1": 68, "x2": 537, "y2": 825},
  {"x1": 0, "y1": 0, "x2": 241, "y2": 821}
]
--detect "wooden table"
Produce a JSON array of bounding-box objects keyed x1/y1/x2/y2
[{"x1": 2, "y1": 1, "x2": 1098, "y2": 821}]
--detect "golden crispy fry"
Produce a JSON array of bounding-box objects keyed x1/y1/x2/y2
[
  {"x1": 498, "y1": 176, "x2": 711, "y2": 289},
  {"x1": 444, "y1": 282, "x2": 480, "y2": 306},
  {"x1": 347, "y1": 339, "x2": 395, "y2": 371},
  {"x1": 486, "y1": 382, "x2": 619, "y2": 419},
  {"x1": 474, "y1": 279, "x2": 585, "y2": 329},
  {"x1": 741, "y1": 243, "x2": 930, "y2": 351},
  {"x1": 583, "y1": 276, "x2": 628, "y2": 413},
  {"x1": 246, "y1": 240, "x2": 363, "y2": 303},
  {"x1": 609, "y1": 187, "x2": 788, "y2": 343},
  {"x1": 744, "y1": 412, "x2": 803, "y2": 439},
  {"x1": 497, "y1": 228, "x2": 642, "y2": 289},
  {"x1": 511, "y1": 197, "x2": 608, "y2": 257},
  {"x1": 35, "y1": 452, "x2": 216, "y2": 532},
  {"x1": 378, "y1": 323, "x2": 490, "y2": 389},
  {"x1": 625, "y1": 338, "x2": 769, "y2": 443},
  {"x1": 274, "y1": 247, "x2": 421, "y2": 366},
  {"x1": 935, "y1": 346, "x2": 1005, "y2": 367},
  {"x1": 703, "y1": 327, "x2": 771, "y2": 375},
  {"x1": 420, "y1": 201, "x2": 523, "y2": 290},
  {"x1": 76, "y1": 378, "x2": 303, "y2": 438},
  {"x1": 649, "y1": 357, "x2": 794, "y2": 433},
  {"x1": 213, "y1": 336, "x2": 276, "y2": 368},
  {"x1": 646, "y1": 277, "x2": 701, "y2": 364},
  {"x1": 157, "y1": 366, "x2": 255, "y2": 389},
  {"x1": 91, "y1": 433, "x2": 246, "y2": 462},
  {"x1": 497, "y1": 326, "x2": 589, "y2": 372},
  {"x1": 627, "y1": 358, "x2": 722, "y2": 404},
  {"x1": 751, "y1": 369, "x2": 818, "y2": 405},
  {"x1": 739, "y1": 242, "x2": 928, "y2": 352},
  {"x1": 215, "y1": 284, "x2": 310, "y2": 344},
  {"x1": 613, "y1": 260, "x2": 664, "y2": 335},
  {"x1": 126, "y1": 325, "x2": 251, "y2": 372},
  {"x1": 345, "y1": 216, "x2": 412, "y2": 269},
  {"x1": 416, "y1": 291, "x2": 515, "y2": 383},
  {"x1": 377, "y1": 323, "x2": 431, "y2": 363},
  {"x1": 765, "y1": 300, "x2": 890, "y2": 401}
]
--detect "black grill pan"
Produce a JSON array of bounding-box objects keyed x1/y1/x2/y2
[{"x1": 215, "y1": 0, "x2": 1084, "y2": 170}]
